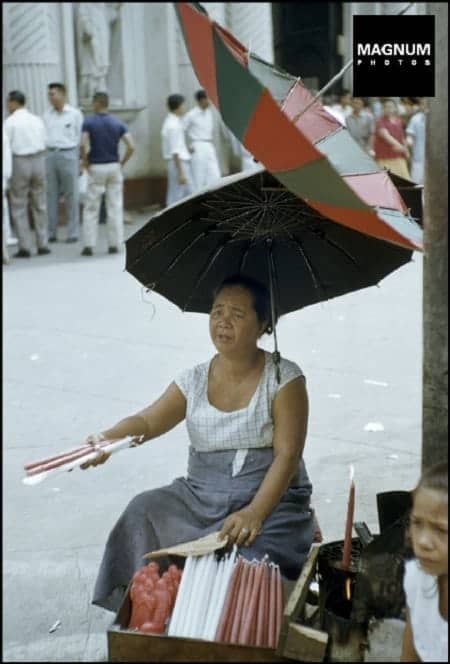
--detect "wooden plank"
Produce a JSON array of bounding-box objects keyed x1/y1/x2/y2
[
  {"x1": 283, "y1": 544, "x2": 320, "y2": 621},
  {"x1": 282, "y1": 624, "x2": 328, "y2": 663},
  {"x1": 109, "y1": 575, "x2": 290, "y2": 662},
  {"x1": 108, "y1": 628, "x2": 289, "y2": 662},
  {"x1": 276, "y1": 544, "x2": 320, "y2": 657}
]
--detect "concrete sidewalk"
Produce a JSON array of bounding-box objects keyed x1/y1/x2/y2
[{"x1": 3, "y1": 212, "x2": 422, "y2": 661}]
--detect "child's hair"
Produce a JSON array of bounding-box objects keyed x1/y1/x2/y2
[{"x1": 414, "y1": 461, "x2": 448, "y2": 496}]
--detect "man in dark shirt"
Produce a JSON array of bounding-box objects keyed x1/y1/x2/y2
[{"x1": 80, "y1": 92, "x2": 134, "y2": 256}]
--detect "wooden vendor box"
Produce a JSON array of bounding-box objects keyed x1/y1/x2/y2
[
  {"x1": 107, "y1": 554, "x2": 291, "y2": 663},
  {"x1": 108, "y1": 545, "x2": 328, "y2": 662}
]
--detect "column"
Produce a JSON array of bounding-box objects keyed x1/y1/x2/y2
[
  {"x1": 3, "y1": 2, "x2": 63, "y2": 115},
  {"x1": 227, "y1": 2, "x2": 274, "y2": 62}
]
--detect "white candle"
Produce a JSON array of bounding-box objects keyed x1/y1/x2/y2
[
  {"x1": 207, "y1": 547, "x2": 238, "y2": 641},
  {"x1": 193, "y1": 553, "x2": 216, "y2": 638},
  {"x1": 168, "y1": 555, "x2": 192, "y2": 636},
  {"x1": 202, "y1": 557, "x2": 224, "y2": 640},
  {"x1": 184, "y1": 555, "x2": 207, "y2": 637},
  {"x1": 178, "y1": 555, "x2": 199, "y2": 637}
]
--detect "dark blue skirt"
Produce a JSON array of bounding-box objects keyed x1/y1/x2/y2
[{"x1": 93, "y1": 446, "x2": 314, "y2": 611}]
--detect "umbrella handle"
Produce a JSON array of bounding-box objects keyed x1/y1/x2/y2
[{"x1": 266, "y1": 241, "x2": 281, "y2": 384}]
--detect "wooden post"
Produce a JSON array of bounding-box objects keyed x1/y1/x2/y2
[{"x1": 422, "y1": 4, "x2": 448, "y2": 470}]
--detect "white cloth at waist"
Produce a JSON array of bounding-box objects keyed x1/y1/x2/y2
[{"x1": 183, "y1": 106, "x2": 215, "y2": 142}]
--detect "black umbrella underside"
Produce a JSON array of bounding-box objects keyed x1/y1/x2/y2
[{"x1": 125, "y1": 171, "x2": 413, "y2": 317}]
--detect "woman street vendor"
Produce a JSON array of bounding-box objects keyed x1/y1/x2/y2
[{"x1": 82, "y1": 275, "x2": 315, "y2": 612}]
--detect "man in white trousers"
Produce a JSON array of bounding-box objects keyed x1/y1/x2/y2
[
  {"x1": 161, "y1": 94, "x2": 193, "y2": 207},
  {"x1": 80, "y1": 92, "x2": 135, "y2": 256},
  {"x1": 4, "y1": 90, "x2": 50, "y2": 258},
  {"x1": 183, "y1": 90, "x2": 221, "y2": 192}
]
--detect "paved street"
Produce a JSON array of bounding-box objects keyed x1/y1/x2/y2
[{"x1": 3, "y1": 214, "x2": 423, "y2": 662}]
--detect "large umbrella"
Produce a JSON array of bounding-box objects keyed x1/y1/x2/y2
[
  {"x1": 175, "y1": 2, "x2": 423, "y2": 252},
  {"x1": 125, "y1": 167, "x2": 417, "y2": 379}
]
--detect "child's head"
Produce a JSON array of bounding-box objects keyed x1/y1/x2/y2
[{"x1": 409, "y1": 461, "x2": 448, "y2": 577}]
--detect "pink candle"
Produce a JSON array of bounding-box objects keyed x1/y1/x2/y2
[{"x1": 341, "y1": 465, "x2": 355, "y2": 570}]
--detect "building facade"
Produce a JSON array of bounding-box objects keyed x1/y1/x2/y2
[
  {"x1": 2, "y1": 2, "x2": 274, "y2": 207},
  {"x1": 3, "y1": 2, "x2": 427, "y2": 207}
]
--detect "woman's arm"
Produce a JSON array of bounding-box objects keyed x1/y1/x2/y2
[
  {"x1": 220, "y1": 377, "x2": 308, "y2": 546},
  {"x1": 82, "y1": 382, "x2": 186, "y2": 468},
  {"x1": 401, "y1": 609, "x2": 420, "y2": 662}
]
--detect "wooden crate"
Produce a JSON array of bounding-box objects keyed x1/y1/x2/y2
[
  {"x1": 107, "y1": 546, "x2": 329, "y2": 662},
  {"x1": 107, "y1": 554, "x2": 289, "y2": 662}
]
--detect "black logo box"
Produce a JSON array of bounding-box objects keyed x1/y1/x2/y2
[{"x1": 353, "y1": 15, "x2": 435, "y2": 97}]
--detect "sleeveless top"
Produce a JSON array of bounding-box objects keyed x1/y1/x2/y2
[
  {"x1": 403, "y1": 559, "x2": 448, "y2": 662},
  {"x1": 175, "y1": 350, "x2": 305, "y2": 453}
]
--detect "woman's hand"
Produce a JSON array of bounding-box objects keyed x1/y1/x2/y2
[
  {"x1": 80, "y1": 433, "x2": 112, "y2": 470},
  {"x1": 219, "y1": 506, "x2": 263, "y2": 547}
]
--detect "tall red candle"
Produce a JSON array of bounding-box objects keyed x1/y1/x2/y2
[{"x1": 341, "y1": 465, "x2": 355, "y2": 570}]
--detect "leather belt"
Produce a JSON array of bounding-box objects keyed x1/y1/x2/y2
[{"x1": 47, "y1": 146, "x2": 77, "y2": 151}]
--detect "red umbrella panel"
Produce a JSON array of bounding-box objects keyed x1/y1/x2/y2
[{"x1": 175, "y1": 2, "x2": 423, "y2": 253}]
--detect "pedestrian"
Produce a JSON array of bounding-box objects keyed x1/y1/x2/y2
[
  {"x1": 406, "y1": 98, "x2": 427, "y2": 185},
  {"x1": 79, "y1": 92, "x2": 135, "y2": 256},
  {"x1": 373, "y1": 99, "x2": 410, "y2": 179},
  {"x1": 322, "y1": 94, "x2": 346, "y2": 125},
  {"x1": 183, "y1": 89, "x2": 221, "y2": 192},
  {"x1": 401, "y1": 461, "x2": 447, "y2": 662},
  {"x1": 3, "y1": 91, "x2": 50, "y2": 259},
  {"x1": 225, "y1": 127, "x2": 259, "y2": 173},
  {"x1": 398, "y1": 97, "x2": 419, "y2": 129},
  {"x1": 81, "y1": 275, "x2": 315, "y2": 612},
  {"x1": 330, "y1": 89, "x2": 352, "y2": 123},
  {"x1": 3, "y1": 126, "x2": 13, "y2": 264},
  {"x1": 43, "y1": 82, "x2": 83, "y2": 243},
  {"x1": 346, "y1": 97, "x2": 375, "y2": 156},
  {"x1": 161, "y1": 94, "x2": 193, "y2": 207}
]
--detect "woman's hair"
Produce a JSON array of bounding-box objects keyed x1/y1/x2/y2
[
  {"x1": 213, "y1": 274, "x2": 277, "y2": 334},
  {"x1": 414, "y1": 461, "x2": 448, "y2": 496}
]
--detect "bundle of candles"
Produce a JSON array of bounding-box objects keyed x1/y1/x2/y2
[
  {"x1": 168, "y1": 548, "x2": 238, "y2": 640},
  {"x1": 22, "y1": 437, "x2": 134, "y2": 485},
  {"x1": 127, "y1": 550, "x2": 284, "y2": 648},
  {"x1": 215, "y1": 556, "x2": 284, "y2": 647}
]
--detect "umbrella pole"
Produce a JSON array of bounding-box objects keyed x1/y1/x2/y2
[{"x1": 266, "y1": 241, "x2": 281, "y2": 384}]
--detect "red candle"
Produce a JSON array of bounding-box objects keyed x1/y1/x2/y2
[{"x1": 341, "y1": 465, "x2": 355, "y2": 570}]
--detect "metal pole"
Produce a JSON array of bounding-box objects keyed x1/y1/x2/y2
[{"x1": 422, "y1": 3, "x2": 448, "y2": 469}]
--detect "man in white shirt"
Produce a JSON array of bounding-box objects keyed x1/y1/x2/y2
[
  {"x1": 4, "y1": 90, "x2": 50, "y2": 258},
  {"x1": 330, "y1": 89, "x2": 352, "y2": 124},
  {"x1": 183, "y1": 90, "x2": 221, "y2": 192},
  {"x1": 43, "y1": 82, "x2": 83, "y2": 243},
  {"x1": 406, "y1": 97, "x2": 427, "y2": 185},
  {"x1": 161, "y1": 94, "x2": 193, "y2": 207}
]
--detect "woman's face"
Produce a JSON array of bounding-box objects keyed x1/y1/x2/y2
[
  {"x1": 409, "y1": 487, "x2": 448, "y2": 577},
  {"x1": 209, "y1": 286, "x2": 265, "y2": 356}
]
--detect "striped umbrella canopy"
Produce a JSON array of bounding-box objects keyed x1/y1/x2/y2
[{"x1": 175, "y1": 2, "x2": 423, "y2": 252}]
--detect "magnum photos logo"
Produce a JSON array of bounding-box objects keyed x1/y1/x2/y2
[{"x1": 353, "y1": 15, "x2": 435, "y2": 97}]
